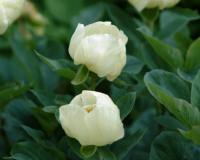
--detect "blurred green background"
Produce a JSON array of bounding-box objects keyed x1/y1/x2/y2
[{"x1": 1, "y1": 0, "x2": 200, "y2": 159}]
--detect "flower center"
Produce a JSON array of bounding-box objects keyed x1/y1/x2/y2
[{"x1": 83, "y1": 105, "x2": 95, "y2": 113}]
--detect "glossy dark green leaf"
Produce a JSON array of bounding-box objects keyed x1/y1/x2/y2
[
  {"x1": 32, "y1": 108, "x2": 58, "y2": 134},
  {"x1": 98, "y1": 148, "x2": 117, "y2": 160},
  {"x1": 123, "y1": 56, "x2": 144, "y2": 75},
  {"x1": 141, "y1": 32, "x2": 184, "y2": 68},
  {"x1": 71, "y1": 3, "x2": 105, "y2": 27},
  {"x1": 116, "y1": 92, "x2": 136, "y2": 120},
  {"x1": 21, "y1": 125, "x2": 44, "y2": 143},
  {"x1": 35, "y1": 51, "x2": 75, "y2": 79},
  {"x1": 71, "y1": 65, "x2": 89, "y2": 85},
  {"x1": 2, "y1": 99, "x2": 36, "y2": 143},
  {"x1": 30, "y1": 89, "x2": 55, "y2": 106},
  {"x1": 156, "y1": 114, "x2": 186, "y2": 130},
  {"x1": 0, "y1": 83, "x2": 30, "y2": 108},
  {"x1": 141, "y1": 8, "x2": 159, "y2": 30},
  {"x1": 65, "y1": 137, "x2": 83, "y2": 159},
  {"x1": 159, "y1": 8, "x2": 200, "y2": 39},
  {"x1": 10, "y1": 141, "x2": 65, "y2": 160},
  {"x1": 112, "y1": 129, "x2": 146, "y2": 160},
  {"x1": 44, "y1": 0, "x2": 84, "y2": 23},
  {"x1": 42, "y1": 106, "x2": 58, "y2": 114},
  {"x1": 177, "y1": 68, "x2": 198, "y2": 83},
  {"x1": 144, "y1": 69, "x2": 200, "y2": 127},
  {"x1": 173, "y1": 32, "x2": 192, "y2": 55},
  {"x1": 145, "y1": 70, "x2": 190, "y2": 100},
  {"x1": 191, "y1": 70, "x2": 200, "y2": 109},
  {"x1": 185, "y1": 38, "x2": 200, "y2": 70},
  {"x1": 142, "y1": 9, "x2": 159, "y2": 22},
  {"x1": 180, "y1": 126, "x2": 200, "y2": 145},
  {"x1": 150, "y1": 131, "x2": 199, "y2": 160},
  {"x1": 80, "y1": 146, "x2": 97, "y2": 159}
]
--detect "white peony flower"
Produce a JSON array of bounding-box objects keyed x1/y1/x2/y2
[
  {"x1": 59, "y1": 90, "x2": 124, "y2": 146},
  {"x1": 128, "y1": 0, "x2": 180, "y2": 11},
  {"x1": 0, "y1": 0, "x2": 25, "y2": 35},
  {"x1": 69, "y1": 21, "x2": 128, "y2": 81}
]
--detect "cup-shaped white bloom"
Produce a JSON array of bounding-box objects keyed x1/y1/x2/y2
[
  {"x1": 69, "y1": 21, "x2": 128, "y2": 81},
  {"x1": 128, "y1": 0, "x2": 180, "y2": 11},
  {"x1": 0, "y1": 0, "x2": 25, "y2": 35},
  {"x1": 59, "y1": 90, "x2": 124, "y2": 146}
]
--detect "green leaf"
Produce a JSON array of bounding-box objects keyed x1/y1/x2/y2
[
  {"x1": 71, "y1": 65, "x2": 89, "y2": 85},
  {"x1": 191, "y1": 70, "x2": 200, "y2": 109},
  {"x1": 112, "y1": 129, "x2": 146, "y2": 160},
  {"x1": 21, "y1": 125, "x2": 44, "y2": 143},
  {"x1": 42, "y1": 106, "x2": 58, "y2": 114},
  {"x1": 177, "y1": 68, "x2": 198, "y2": 83},
  {"x1": 71, "y1": 3, "x2": 105, "y2": 27},
  {"x1": 65, "y1": 137, "x2": 83, "y2": 159},
  {"x1": 32, "y1": 108, "x2": 58, "y2": 134},
  {"x1": 98, "y1": 148, "x2": 117, "y2": 160},
  {"x1": 123, "y1": 56, "x2": 144, "y2": 75},
  {"x1": 180, "y1": 126, "x2": 200, "y2": 145},
  {"x1": 141, "y1": 9, "x2": 159, "y2": 23},
  {"x1": 0, "y1": 83, "x2": 30, "y2": 108},
  {"x1": 10, "y1": 141, "x2": 65, "y2": 160},
  {"x1": 150, "y1": 131, "x2": 197, "y2": 160},
  {"x1": 141, "y1": 8, "x2": 159, "y2": 30},
  {"x1": 159, "y1": 8, "x2": 200, "y2": 39},
  {"x1": 2, "y1": 99, "x2": 36, "y2": 143},
  {"x1": 30, "y1": 89, "x2": 55, "y2": 106},
  {"x1": 116, "y1": 92, "x2": 136, "y2": 120},
  {"x1": 156, "y1": 114, "x2": 186, "y2": 130},
  {"x1": 10, "y1": 32, "x2": 41, "y2": 85},
  {"x1": 144, "y1": 69, "x2": 200, "y2": 127},
  {"x1": 145, "y1": 70, "x2": 190, "y2": 100},
  {"x1": 80, "y1": 146, "x2": 97, "y2": 159},
  {"x1": 172, "y1": 32, "x2": 192, "y2": 55},
  {"x1": 185, "y1": 38, "x2": 200, "y2": 70},
  {"x1": 35, "y1": 51, "x2": 75, "y2": 79},
  {"x1": 141, "y1": 32, "x2": 184, "y2": 68},
  {"x1": 44, "y1": 0, "x2": 84, "y2": 23}
]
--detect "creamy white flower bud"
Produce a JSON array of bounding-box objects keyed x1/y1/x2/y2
[
  {"x1": 128, "y1": 0, "x2": 180, "y2": 11},
  {"x1": 0, "y1": 0, "x2": 25, "y2": 35},
  {"x1": 59, "y1": 90, "x2": 124, "y2": 146},
  {"x1": 69, "y1": 21, "x2": 128, "y2": 81}
]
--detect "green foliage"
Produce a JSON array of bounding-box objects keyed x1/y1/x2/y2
[
  {"x1": 80, "y1": 146, "x2": 97, "y2": 159},
  {"x1": 1, "y1": 0, "x2": 200, "y2": 159},
  {"x1": 141, "y1": 32, "x2": 184, "y2": 69},
  {"x1": 116, "y1": 92, "x2": 136, "y2": 120},
  {"x1": 71, "y1": 65, "x2": 90, "y2": 86},
  {"x1": 191, "y1": 70, "x2": 200, "y2": 109},
  {"x1": 144, "y1": 70, "x2": 200, "y2": 127},
  {"x1": 150, "y1": 131, "x2": 200, "y2": 160},
  {"x1": 185, "y1": 38, "x2": 200, "y2": 70}
]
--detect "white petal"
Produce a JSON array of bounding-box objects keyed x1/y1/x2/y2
[
  {"x1": 84, "y1": 106, "x2": 124, "y2": 146},
  {"x1": 128, "y1": 0, "x2": 150, "y2": 11},
  {"x1": 0, "y1": 4, "x2": 8, "y2": 34},
  {"x1": 69, "y1": 21, "x2": 127, "y2": 81},
  {"x1": 147, "y1": 0, "x2": 161, "y2": 8},
  {"x1": 74, "y1": 34, "x2": 126, "y2": 80},
  {"x1": 59, "y1": 104, "x2": 88, "y2": 141},
  {"x1": 68, "y1": 24, "x2": 85, "y2": 59},
  {"x1": 161, "y1": 0, "x2": 180, "y2": 9},
  {"x1": 85, "y1": 21, "x2": 127, "y2": 43},
  {"x1": 59, "y1": 91, "x2": 125, "y2": 146},
  {"x1": 0, "y1": 0, "x2": 25, "y2": 34}
]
